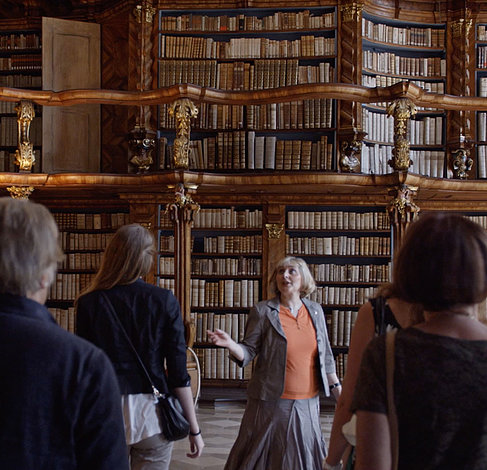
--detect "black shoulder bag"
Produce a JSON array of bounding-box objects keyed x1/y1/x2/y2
[{"x1": 100, "y1": 291, "x2": 190, "y2": 441}]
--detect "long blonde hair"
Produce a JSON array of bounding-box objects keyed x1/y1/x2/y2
[{"x1": 77, "y1": 223, "x2": 155, "y2": 300}]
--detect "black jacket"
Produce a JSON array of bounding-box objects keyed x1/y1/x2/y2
[
  {"x1": 0, "y1": 293, "x2": 128, "y2": 470},
  {"x1": 76, "y1": 279, "x2": 190, "y2": 394}
]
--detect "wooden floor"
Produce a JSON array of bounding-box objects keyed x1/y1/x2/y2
[{"x1": 170, "y1": 402, "x2": 335, "y2": 470}]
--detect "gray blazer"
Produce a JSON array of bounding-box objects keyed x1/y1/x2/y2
[{"x1": 232, "y1": 297, "x2": 336, "y2": 401}]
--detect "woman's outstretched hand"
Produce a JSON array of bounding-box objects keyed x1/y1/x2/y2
[
  {"x1": 207, "y1": 329, "x2": 245, "y2": 362},
  {"x1": 207, "y1": 328, "x2": 233, "y2": 348}
]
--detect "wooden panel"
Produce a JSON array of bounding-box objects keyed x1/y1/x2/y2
[{"x1": 42, "y1": 17, "x2": 100, "y2": 173}]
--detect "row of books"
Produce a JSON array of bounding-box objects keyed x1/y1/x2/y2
[
  {"x1": 362, "y1": 74, "x2": 445, "y2": 94},
  {"x1": 477, "y1": 146, "x2": 487, "y2": 179},
  {"x1": 309, "y1": 262, "x2": 391, "y2": 283},
  {"x1": 49, "y1": 307, "x2": 76, "y2": 334},
  {"x1": 360, "y1": 144, "x2": 394, "y2": 175},
  {"x1": 191, "y1": 257, "x2": 262, "y2": 276},
  {"x1": 0, "y1": 33, "x2": 40, "y2": 50},
  {"x1": 49, "y1": 273, "x2": 93, "y2": 301},
  {"x1": 478, "y1": 46, "x2": 487, "y2": 69},
  {"x1": 159, "y1": 59, "x2": 334, "y2": 90},
  {"x1": 162, "y1": 133, "x2": 334, "y2": 172},
  {"x1": 478, "y1": 25, "x2": 487, "y2": 41},
  {"x1": 52, "y1": 212, "x2": 129, "y2": 230},
  {"x1": 190, "y1": 279, "x2": 260, "y2": 308},
  {"x1": 159, "y1": 99, "x2": 334, "y2": 131},
  {"x1": 201, "y1": 235, "x2": 263, "y2": 254},
  {"x1": 61, "y1": 252, "x2": 103, "y2": 271},
  {"x1": 0, "y1": 54, "x2": 42, "y2": 71},
  {"x1": 160, "y1": 10, "x2": 335, "y2": 32},
  {"x1": 286, "y1": 235, "x2": 391, "y2": 256},
  {"x1": 328, "y1": 309, "x2": 359, "y2": 347},
  {"x1": 410, "y1": 150, "x2": 446, "y2": 178},
  {"x1": 362, "y1": 108, "x2": 394, "y2": 143},
  {"x1": 160, "y1": 35, "x2": 336, "y2": 59},
  {"x1": 309, "y1": 286, "x2": 377, "y2": 307},
  {"x1": 193, "y1": 207, "x2": 262, "y2": 229},
  {"x1": 194, "y1": 312, "x2": 247, "y2": 344},
  {"x1": 334, "y1": 353, "x2": 348, "y2": 382},
  {"x1": 159, "y1": 235, "x2": 175, "y2": 252},
  {"x1": 194, "y1": 347, "x2": 253, "y2": 380},
  {"x1": 0, "y1": 101, "x2": 16, "y2": 114},
  {"x1": 466, "y1": 214, "x2": 487, "y2": 229},
  {"x1": 0, "y1": 74, "x2": 41, "y2": 88},
  {"x1": 0, "y1": 115, "x2": 41, "y2": 147},
  {"x1": 478, "y1": 112, "x2": 487, "y2": 140},
  {"x1": 363, "y1": 51, "x2": 446, "y2": 78},
  {"x1": 60, "y1": 232, "x2": 114, "y2": 251},
  {"x1": 362, "y1": 19, "x2": 445, "y2": 48},
  {"x1": 287, "y1": 210, "x2": 390, "y2": 230},
  {"x1": 0, "y1": 150, "x2": 18, "y2": 172}
]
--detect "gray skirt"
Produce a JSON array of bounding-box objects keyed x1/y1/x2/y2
[{"x1": 224, "y1": 395, "x2": 326, "y2": 470}]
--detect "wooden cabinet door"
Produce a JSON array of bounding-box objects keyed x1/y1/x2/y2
[{"x1": 42, "y1": 17, "x2": 100, "y2": 173}]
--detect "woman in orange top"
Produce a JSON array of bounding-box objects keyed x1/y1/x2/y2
[{"x1": 208, "y1": 256, "x2": 341, "y2": 470}]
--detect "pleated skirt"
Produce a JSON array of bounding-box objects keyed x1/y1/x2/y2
[{"x1": 224, "y1": 395, "x2": 326, "y2": 470}]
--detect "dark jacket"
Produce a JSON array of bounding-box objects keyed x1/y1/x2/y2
[
  {"x1": 234, "y1": 297, "x2": 336, "y2": 400},
  {"x1": 76, "y1": 279, "x2": 190, "y2": 394},
  {"x1": 0, "y1": 293, "x2": 128, "y2": 470}
]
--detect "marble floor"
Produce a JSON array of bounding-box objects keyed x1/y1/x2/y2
[{"x1": 170, "y1": 402, "x2": 335, "y2": 470}]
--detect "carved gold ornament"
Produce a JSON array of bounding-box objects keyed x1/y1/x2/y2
[
  {"x1": 15, "y1": 100, "x2": 36, "y2": 172},
  {"x1": 168, "y1": 100, "x2": 199, "y2": 169},
  {"x1": 387, "y1": 99, "x2": 417, "y2": 171},
  {"x1": 265, "y1": 223, "x2": 284, "y2": 239},
  {"x1": 451, "y1": 148, "x2": 473, "y2": 179},
  {"x1": 7, "y1": 186, "x2": 34, "y2": 199},
  {"x1": 134, "y1": 1, "x2": 156, "y2": 23},
  {"x1": 387, "y1": 184, "x2": 419, "y2": 221},
  {"x1": 340, "y1": 2, "x2": 364, "y2": 22}
]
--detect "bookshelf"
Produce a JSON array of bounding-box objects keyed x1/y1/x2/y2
[
  {"x1": 157, "y1": 7, "x2": 337, "y2": 172},
  {"x1": 0, "y1": 29, "x2": 42, "y2": 172},
  {"x1": 361, "y1": 13, "x2": 446, "y2": 177},
  {"x1": 47, "y1": 207, "x2": 130, "y2": 333},
  {"x1": 190, "y1": 205, "x2": 263, "y2": 384},
  {"x1": 477, "y1": 24, "x2": 487, "y2": 178},
  {"x1": 156, "y1": 207, "x2": 176, "y2": 293},
  {"x1": 286, "y1": 206, "x2": 391, "y2": 380}
]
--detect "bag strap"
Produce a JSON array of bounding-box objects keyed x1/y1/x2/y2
[
  {"x1": 386, "y1": 329, "x2": 399, "y2": 470},
  {"x1": 100, "y1": 291, "x2": 162, "y2": 399}
]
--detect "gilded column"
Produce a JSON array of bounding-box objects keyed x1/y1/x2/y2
[
  {"x1": 168, "y1": 99, "x2": 199, "y2": 169},
  {"x1": 387, "y1": 184, "x2": 420, "y2": 254},
  {"x1": 165, "y1": 183, "x2": 200, "y2": 346},
  {"x1": 15, "y1": 100, "x2": 36, "y2": 172},
  {"x1": 387, "y1": 98, "x2": 416, "y2": 172}
]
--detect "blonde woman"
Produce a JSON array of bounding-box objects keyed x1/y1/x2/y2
[
  {"x1": 76, "y1": 223, "x2": 203, "y2": 470},
  {"x1": 208, "y1": 256, "x2": 341, "y2": 470}
]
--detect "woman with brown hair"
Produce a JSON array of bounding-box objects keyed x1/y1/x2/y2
[
  {"x1": 353, "y1": 213, "x2": 487, "y2": 469},
  {"x1": 76, "y1": 223, "x2": 204, "y2": 470}
]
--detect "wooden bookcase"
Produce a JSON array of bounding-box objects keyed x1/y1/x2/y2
[
  {"x1": 157, "y1": 7, "x2": 337, "y2": 172},
  {"x1": 361, "y1": 12, "x2": 446, "y2": 177}
]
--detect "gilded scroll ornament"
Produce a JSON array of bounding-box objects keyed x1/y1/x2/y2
[
  {"x1": 165, "y1": 183, "x2": 200, "y2": 222},
  {"x1": 387, "y1": 184, "x2": 419, "y2": 222},
  {"x1": 340, "y1": 2, "x2": 364, "y2": 22},
  {"x1": 7, "y1": 186, "x2": 34, "y2": 199},
  {"x1": 451, "y1": 148, "x2": 473, "y2": 179},
  {"x1": 265, "y1": 223, "x2": 284, "y2": 239},
  {"x1": 452, "y1": 16, "x2": 472, "y2": 38},
  {"x1": 15, "y1": 100, "x2": 36, "y2": 172},
  {"x1": 168, "y1": 100, "x2": 199, "y2": 169},
  {"x1": 387, "y1": 99, "x2": 417, "y2": 171}
]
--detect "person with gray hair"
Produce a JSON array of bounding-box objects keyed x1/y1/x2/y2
[
  {"x1": 0, "y1": 197, "x2": 128, "y2": 470},
  {"x1": 208, "y1": 256, "x2": 341, "y2": 470}
]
